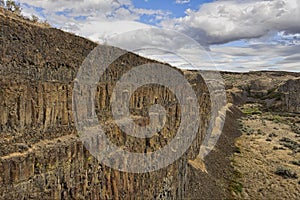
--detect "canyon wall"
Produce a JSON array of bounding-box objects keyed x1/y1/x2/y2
[
  {"x1": 224, "y1": 72, "x2": 300, "y2": 114},
  {"x1": 0, "y1": 10, "x2": 211, "y2": 199},
  {"x1": 277, "y1": 78, "x2": 300, "y2": 113}
]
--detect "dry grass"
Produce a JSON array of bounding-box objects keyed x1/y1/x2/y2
[
  {"x1": 232, "y1": 103, "x2": 300, "y2": 199},
  {"x1": 0, "y1": 7, "x2": 51, "y2": 29}
]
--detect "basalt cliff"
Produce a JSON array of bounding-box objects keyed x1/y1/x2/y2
[
  {"x1": 0, "y1": 8, "x2": 215, "y2": 199},
  {"x1": 1, "y1": 7, "x2": 300, "y2": 200}
]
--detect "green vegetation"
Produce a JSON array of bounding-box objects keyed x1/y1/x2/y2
[
  {"x1": 229, "y1": 180, "x2": 243, "y2": 195},
  {"x1": 263, "y1": 114, "x2": 286, "y2": 124},
  {"x1": 241, "y1": 107, "x2": 262, "y2": 115},
  {"x1": 228, "y1": 160, "x2": 243, "y2": 195}
]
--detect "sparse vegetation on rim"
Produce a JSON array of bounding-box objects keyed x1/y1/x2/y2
[
  {"x1": 0, "y1": 0, "x2": 51, "y2": 27},
  {"x1": 0, "y1": 0, "x2": 21, "y2": 15}
]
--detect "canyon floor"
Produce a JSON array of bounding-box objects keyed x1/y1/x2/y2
[
  {"x1": 222, "y1": 72, "x2": 300, "y2": 199},
  {"x1": 232, "y1": 103, "x2": 300, "y2": 199}
]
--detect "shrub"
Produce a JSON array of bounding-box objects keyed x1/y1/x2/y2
[
  {"x1": 31, "y1": 14, "x2": 39, "y2": 23},
  {"x1": 241, "y1": 107, "x2": 262, "y2": 115},
  {"x1": 229, "y1": 180, "x2": 243, "y2": 195},
  {"x1": 290, "y1": 160, "x2": 300, "y2": 166},
  {"x1": 275, "y1": 167, "x2": 298, "y2": 179},
  {"x1": 1, "y1": 0, "x2": 22, "y2": 15}
]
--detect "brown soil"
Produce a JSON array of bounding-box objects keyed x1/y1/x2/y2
[
  {"x1": 187, "y1": 105, "x2": 244, "y2": 199},
  {"x1": 232, "y1": 104, "x2": 300, "y2": 199}
]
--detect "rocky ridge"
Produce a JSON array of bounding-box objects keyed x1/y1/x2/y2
[{"x1": 0, "y1": 7, "x2": 214, "y2": 199}]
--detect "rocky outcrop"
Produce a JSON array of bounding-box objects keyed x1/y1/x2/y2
[
  {"x1": 277, "y1": 78, "x2": 300, "y2": 113},
  {"x1": 0, "y1": 9, "x2": 212, "y2": 199},
  {"x1": 223, "y1": 72, "x2": 300, "y2": 113}
]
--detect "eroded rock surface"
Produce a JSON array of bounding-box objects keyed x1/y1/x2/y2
[{"x1": 0, "y1": 8, "x2": 212, "y2": 199}]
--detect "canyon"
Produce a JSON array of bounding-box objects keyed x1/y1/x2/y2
[{"x1": 1, "y1": 7, "x2": 300, "y2": 199}]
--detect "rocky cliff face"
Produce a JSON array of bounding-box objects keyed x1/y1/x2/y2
[
  {"x1": 2, "y1": 8, "x2": 298, "y2": 199},
  {"x1": 277, "y1": 78, "x2": 300, "y2": 113},
  {"x1": 223, "y1": 71, "x2": 300, "y2": 113},
  {"x1": 0, "y1": 9, "x2": 212, "y2": 199}
]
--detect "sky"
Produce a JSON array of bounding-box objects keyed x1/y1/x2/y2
[{"x1": 11, "y1": 0, "x2": 300, "y2": 72}]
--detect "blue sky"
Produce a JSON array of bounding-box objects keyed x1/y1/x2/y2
[
  {"x1": 133, "y1": 0, "x2": 214, "y2": 25},
  {"x1": 12, "y1": 0, "x2": 300, "y2": 72},
  {"x1": 132, "y1": 0, "x2": 211, "y2": 17}
]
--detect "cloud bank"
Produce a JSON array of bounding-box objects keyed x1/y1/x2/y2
[
  {"x1": 16, "y1": 0, "x2": 300, "y2": 72},
  {"x1": 162, "y1": 0, "x2": 300, "y2": 45}
]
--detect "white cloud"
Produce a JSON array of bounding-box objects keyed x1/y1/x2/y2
[
  {"x1": 18, "y1": 0, "x2": 169, "y2": 24},
  {"x1": 19, "y1": 0, "x2": 135, "y2": 23},
  {"x1": 18, "y1": 0, "x2": 169, "y2": 43},
  {"x1": 129, "y1": 39, "x2": 300, "y2": 72},
  {"x1": 207, "y1": 44, "x2": 300, "y2": 72},
  {"x1": 162, "y1": 0, "x2": 300, "y2": 45},
  {"x1": 175, "y1": 0, "x2": 190, "y2": 4},
  {"x1": 15, "y1": 0, "x2": 300, "y2": 72},
  {"x1": 65, "y1": 20, "x2": 152, "y2": 43}
]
